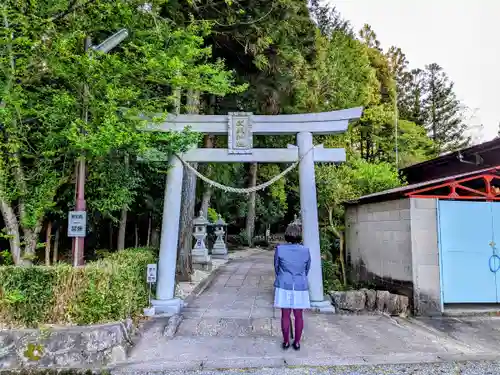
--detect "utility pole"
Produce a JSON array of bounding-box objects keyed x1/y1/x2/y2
[
  {"x1": 72, "y1": 37, "x2": 91, "y2": 267},
  {"x1": 394, "y1": 88, "x2": 399, "y2": 169},
  {"x1": 70, "y1": 29, "x2": 129, "y2": 266}
]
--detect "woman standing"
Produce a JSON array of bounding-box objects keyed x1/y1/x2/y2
[{"x1": 273, "y1": 218, "x2": 311, "y2": 350}]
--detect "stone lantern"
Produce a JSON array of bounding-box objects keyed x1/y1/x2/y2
[
  {"x1": 192, "y1": 210, "x2": 211, "y2": 266},
  {"x1": 291, "y1": 214, "x2": 302, "y2": 227},
  {"x1": 212, "y1": 215, "x2": 228, "y2": 259}
]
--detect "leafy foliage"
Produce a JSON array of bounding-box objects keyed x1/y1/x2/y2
[
  {"x1": 316, "y1": 157, "x2": 402, "y2": 289},
  {"x1": 0, "y1": 248, "x2": 155, "y2": 327},
  {"x1": 317, "y1": 157, "x2": 402, "y2": 225},
  {"x1": 0, "y1": 0, "x2": 242, "y2": 263},
  {"x1": 422, "y1": 63, "x2": 470, "y2": 153},
  {"x1": 0, "y1": 0, "x2": 471, "y2": 293}
]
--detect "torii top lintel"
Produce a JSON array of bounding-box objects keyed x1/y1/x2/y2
[{"x1": 152, "y1": 106, "x2": 363, "y2": 135}]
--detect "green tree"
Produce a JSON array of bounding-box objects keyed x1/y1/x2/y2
[
  {"x1": 349, "y1": 24, "x2": 397, "y2": 163},
  {"x1": 398, "y1": 68, "x2": 426, "y2": 126},
  {"x1": 308, "y1": 0, "x2": 353, "y2": 37},
  {"x1": 0, "y1": 0, "x2": 239, "y2": 264},
  {"x1": 291, "y1": 30, "x2": 377, "y2": 113},
  {"x1": 396, "y1": 119, "x2": 436, "y2": 168},
  {"x1": 316, "y1": 157, "x2": 401, "y2": 285},
  {"x1": 168, "y1": 0, "x2": 318, "y2": 246},
  {"x1": 422, "y1": 63, "x2": 470, "y2": 153}
]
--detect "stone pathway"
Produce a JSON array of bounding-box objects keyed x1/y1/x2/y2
[
  {"x1": 116, "y1": 251, "x2": 500, "y2": 373},
  {"x1": 175, "y1": 248, "x2": 265, "y2": 299},
  {"x1": 178, "y1": 251, "x2": 278, "y2": 335}
]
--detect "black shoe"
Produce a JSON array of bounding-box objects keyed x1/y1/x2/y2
[
  {"x1": 282, "y1": 342, "x2": 290, "y2": 350},
  {"x1": 292, "y1": 342, "x2": 300, "y2": 351}
]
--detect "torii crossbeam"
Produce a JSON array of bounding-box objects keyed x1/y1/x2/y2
[{"x1": 149, "y1": 107, "x2": 363, "y2": 315}]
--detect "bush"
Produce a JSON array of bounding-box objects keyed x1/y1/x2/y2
[
  {"x1": 322, "y1": 259, "x2": 343, "y2": 292},
  {"x1": 320, "y1": 228, "x2": 344, "y2": 292},
  {"x1": 0, "y1": 247, "x2": 156, "y2": 328}
]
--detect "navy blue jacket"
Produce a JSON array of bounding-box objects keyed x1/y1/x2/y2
[{"x1": 273, "y1": 244, "x2": 311, "y2": 291}]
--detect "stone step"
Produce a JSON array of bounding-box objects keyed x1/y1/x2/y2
[{"x1": 175, "y1": 317, "x2": 281, "y2": 337}]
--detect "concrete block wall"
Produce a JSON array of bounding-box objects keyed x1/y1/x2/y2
[
  {"x1": 409, "y1": 198, "x2": 442, "y2": 315},
  {"x1": 346, "y1": 199, "x2": 413, "y2": 297}
]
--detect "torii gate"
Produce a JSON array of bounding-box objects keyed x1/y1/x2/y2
[{"x1": 150, "y1": 107, "x2": 363, "y2": 315}]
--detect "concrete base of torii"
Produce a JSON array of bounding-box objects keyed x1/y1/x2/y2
[{"x1": 151, "y1": 298, "x2": 183, "y2": 315}]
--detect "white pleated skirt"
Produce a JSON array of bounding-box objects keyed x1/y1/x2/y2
[{"x1": 274, "y1": 287, "x2": 311, "y2": 309}]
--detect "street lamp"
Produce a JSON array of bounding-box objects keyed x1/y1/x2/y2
[
  {"x1": 71, "y1": 29, "x2": 129, "y2": 267},
  {"x1": 91, "y1": 29, "x2": 129, "y2": 54}
]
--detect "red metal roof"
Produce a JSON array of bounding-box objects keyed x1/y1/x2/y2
[{"x1": 348, "y1": 166, "x2": 500, "y2": 205}]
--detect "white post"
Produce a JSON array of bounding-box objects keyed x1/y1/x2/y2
[
  {"x1": 152, "y1": 155, "x2": 183, "y2": 315},
  {"x1": 297, "y1": 131, "x2": 334, "y2": 312}
]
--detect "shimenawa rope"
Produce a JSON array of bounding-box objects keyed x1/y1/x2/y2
[{"x1": 174, "y1": 145, "x2": 315, "y2": 195}]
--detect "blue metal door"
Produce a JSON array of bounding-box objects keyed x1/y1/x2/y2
[
  {"x1": 490, "y1": 203, "x2": 500, "y2": 302},
  {"x1": 438, "y1": 200, "x2": 496, "y2": 303}
]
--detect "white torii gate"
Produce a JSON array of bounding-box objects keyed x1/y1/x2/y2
[{"x1": 150, "y1": 107, "x2": 363, "y2": 315}]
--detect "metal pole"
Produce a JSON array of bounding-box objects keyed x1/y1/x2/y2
[
  {"x1": 395, "y1": 88, "x2": 399, "y2": 169},
  {"x1": 72, "y1": 36, "x2": 91, "y2": 267}
]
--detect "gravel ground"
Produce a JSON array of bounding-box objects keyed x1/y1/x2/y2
[{"x1": 121, "y1": 362, "x2": 500, "y2": 375}]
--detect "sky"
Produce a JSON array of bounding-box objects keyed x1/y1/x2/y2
[{"x1": 330, "y1": 0, "x2": 500, "y2": 142}]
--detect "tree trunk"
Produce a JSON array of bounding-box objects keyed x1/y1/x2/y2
[
  {"x1": 117, "y1": 208, "x2": 127, "y2": 251},
  {"x1": 0, "y1": 199, "x2": 21, "y2": 265},
  {"x1": 200, "y1": 135, "x2": 215, "y2": 215},
  {"x1": 151, "y1": 227, "x2": 160, "y2": 248},
  {"x1": 106, "y1": 222, "x2": 112, "y2": 249},
  {"x1": 117, "y1": 154, "x2": 130, "y2": 251},
  {"x1": 53, "y1": 226, "x2": 60, "y2": 264},
  {"x1": 146, "y1": 214, "x2": 151, "y2": 247},
  {"x1": 200, "y1": 95, "x2": 216, "y2": 215},
  {"x1": 200, "y1": 184, "x2": 212, "y2": 217},
  {"x1": 177, "y1": 89, "x2": 200, "y2": 281},
  {"x1": 339, "y1": 231, "x2": 347, "y2": 287},
  {"x1": 45, "y1": 221, "x2": 52, "y2": 266},
  {"x1": 22, "y1": 223, "x2": 42, "y2": 265},
  {"x1": 1, "y1": 15, "x2": 22, "y2": 265},
  {"x1": 173, "y1": 87, "x2": 181, "y2": 115},
  {"x1": 245, "y1": 162, "x2": 258, "y2": 247},
  {"x1": 135, "y1": 222, "x2": 139, "y2": 248},
  {"x1": 328, "y1": 208, "x2": 347, "y2": 287}
]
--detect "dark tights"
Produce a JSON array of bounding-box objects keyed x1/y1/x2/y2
[{"x1": 281, "y1": 308, "x2": 304, "y2": 344}]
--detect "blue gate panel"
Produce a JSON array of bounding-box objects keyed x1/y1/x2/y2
[
  {"x1": 490, "y1": 203, "x2": 500, "y2": 302},
  {"x1": 438, "y1": 200, "x2": 496, "y2": 303}
]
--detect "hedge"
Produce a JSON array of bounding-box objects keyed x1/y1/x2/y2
[{"x1": 0, "y1": 248, "x2": 156, "y2": 328}]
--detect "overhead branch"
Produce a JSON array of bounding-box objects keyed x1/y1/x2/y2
[
  {"x1": 48, "y1": 0, "x2": 98, "y2": 23},
  {"x1": 213, "y1": 6, "x2": 275, "y2": 28}
]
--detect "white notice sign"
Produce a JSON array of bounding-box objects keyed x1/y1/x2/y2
[
  {"x1": 147, "y1": 264, "x2": 157, "y2": 283},
  {"x1": 68, "y1": 211, "x2": 87, "y2": 237}
]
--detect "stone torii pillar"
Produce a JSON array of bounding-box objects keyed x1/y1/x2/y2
[{"x1": 149, "y1": 108, "x2": 363, "y2": 315}]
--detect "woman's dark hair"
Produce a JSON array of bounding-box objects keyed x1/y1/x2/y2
[{"x1": 284, "y1": 222, "x2": 302, "y2": 244}]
